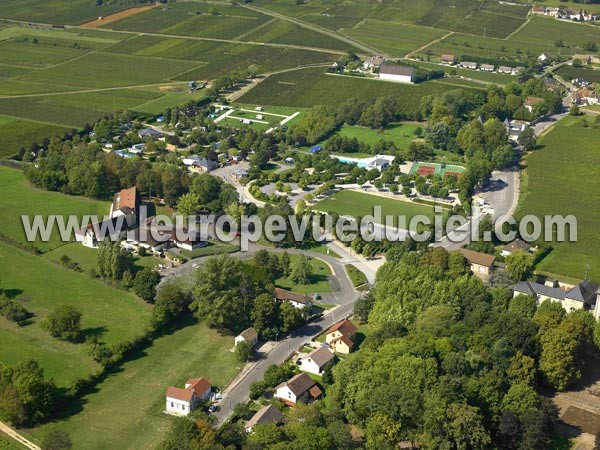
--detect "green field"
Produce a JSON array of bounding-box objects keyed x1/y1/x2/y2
[
  {"x1": 275, "y1": 254, "x2": 332, "y2": 294},
  {"x1": 26, "y1": 321, "x2": 240, "y2": 450},
  {"x1": 516, "y1": 116, "x2": 600, "y2": 281},
  {"x1": 0, "y1": 241, "x2": 151, "y2": 387},
  {"x1": 0, "y1": 166, "x2": 110, "y2": 252},
  {"x1": 313, "y1": 189, "x2": 446, "y2": 228},
  {"x1": 0, "y1": 0, "x2": 131, "y2": 25},
  {"x1": 337, "y1": 122, "x2": 422, "y2": 148},
  {"x1": 344, "y1": 20, "x2": 447, "y2": 57},
  {"x1": 0, "y1": 115, "x2": 69, "y2": 158},
  {"x1": 555, "y1": 65, "x2": 600, "y2": 84},
  {"x1": 239, "y1": 67, "x2": 482, "y2": 116}
]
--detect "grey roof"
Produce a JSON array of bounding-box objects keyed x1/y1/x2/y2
[
  {"x1": 514, "y1": 280, "x2": 600, "y2": 305},
  {"x1": 565, "y1": 280, "x2": 599, "y2": 303},
  {"x1": 246, "y1": 404, "x2": 283, "y2": 429},
  {"x1": 275, "y1": 373, "x2": 316, "y2": 396},
  {"x1": 305, "y1": 346, "x2": 334, "y2": 368},
  {"x1": 513, "y1": 281, "x2": 565, "y2": 300},
  {"x1": 138, "y1": 128, "x2": 163, "y2": 138},
  {"x1": 380, "y1": 63, "x2": 414, "y2": 77},
  {"x1": 501, "y1": 239, "x2": 531, "y2": 253}
]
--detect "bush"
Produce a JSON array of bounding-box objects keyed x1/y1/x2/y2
[{"x1": 0, "y1": 293, "x2": 31, "y2": 325}]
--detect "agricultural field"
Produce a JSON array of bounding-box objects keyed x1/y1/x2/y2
[
  {"x1": 0, "y1": 115, "x2": 69, "y2": 158},
  {"x1": 0, "y1": 166, "x2": 110, "y2": 252},
  {"x1": 26, "y1": 321, "x2": 241, "y2": 450},
  {"x1": 516, "y1": 116, "x2": 600, "y2": 281},
  {"x1": 508, "y1": 17, "x2": 600, "y2": 53},
  {"x1": 555, "y1": 65, "x2": 600, "y2": 84},
  {"x1": 243, "y1": 19, "x2": 357, "y2": 52},
  {"x1": 336, "y1": 122, "x2": 422, "y2": 148},
  {"x1": 313, "y1": 189, "x2": 447, "y2": 228},
  {"x1": 239, "y1": 67, "x2": 482, "y2": 116},
  {"x1": 0, "y1": 0, "x2": 132, "y2": 25},
  {"x1": 412, "y1": 61, "x2": 516, "y2": 85},
  {"x1": 0, "y1": 241, "x2": 151, "y2": 388},
  {"x1": 344, "y1": 20, "x2": 448, "y2": 57},
  {"x1": 274, "y1": 254, "x2": 332, "y2": 294},
  {"x1": 105, "y1": 2, "x2": 270, "y2": 40}
]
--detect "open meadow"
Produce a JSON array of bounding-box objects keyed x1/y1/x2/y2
[
  {"x1": 516, "y1": 116, "x2": 600, "y2": 281},
  {"x1": 0, "y1": 166, "x2": 110, "y2": 252},
  {"x1": 275, "y1": 254, "x2": 332, "y2": 294},
  {"x1": 239, "y1": 67, "x2": 482, "y2": 116},
  {"x1": 0, "y1": 241, "x2": 151, "y2": 387},
  {"x1": 337, "y1": 122, "x2": 422, "y2": 148},
  {"x1": 313, "y1": 189, "x2": 447, "y2": 228},
  {"x1": 26, "y1": 320, "x2": 241, "y2": 450}
]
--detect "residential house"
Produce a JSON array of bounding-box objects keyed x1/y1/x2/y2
[
  {"x1": 183, "y1": 155, "x2": 218, "y2": 172},
  {"x1": 125, "y1": 225, "x2": 172, "y2": 254},
  {"x1": 498, "y1": 66, "x2": 514, "y2": 75},
  {"x1": 110, "y1": 186, "x2": 141, "y2": 228},
  {"x1": 235, "y1": 327, "x2": 258, "y2": 347},
  {"x1": 513, "y1": 280, "x2": 600, "y2": 318},
  {"x1": 378, "y1": 63, "x2": 414, "y2": 84},
  {"x1": 325, "y1": 320, "x2": 357, "y2": 354},
  {"x1": 275, "y1": 373, "x2": 322, "y2": 406},
  {"x1": 480, "y1": 64, "x2": 495, "y2": 72},
  {"x1": 298, "y1": 346, "x2": 335, "y2": 376},
  {"x1": 573, "y1": 88, "x2": 599, "y2": 106},
  {"x1": 232, "y1": 168, "x2": 249, "y2": 179},
  {"x1": 138, "y1": 127, "x2": 163, "y2": 139},
  {"x1": 75, "y1": 217, "x2": 127, "y2": 248},
  {"x1": 245, "y1": 405, "x2": 284, "y2": 433},
  {"x1": 460, "y1": 61, "x2": 478, "y2": 70},
  {"x1": 524, "y1": 96, "x2": 544, "y2": 113},
  {"x1": 538, "y1": 53, "x2": 551, "y2": 65},
  {"x1": 129, "y1": 143, "x2": 145, "y2": 154},
  {"x1": 500, "y1": 239, "x2": 532, "y2": 257},
  {"x1": 165, "y1": 377, "x2": 211, "y2": 416},
  {"x1": 274, "y1": 288, "x2": 313, "y2": 310},
  {"x1": 460, "y1": 248, "x2": 495, "y2": 280},
  {"x1": 363, "y1": 55, "x2": 384, "y2": 71},
  {"x1": 440, "y1": 54, "x2": 457, "y2": 65},
  {"x1": 507, "y1": 119, "x2": 530, "y2": 142}
]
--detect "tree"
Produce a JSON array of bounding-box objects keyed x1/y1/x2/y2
[
  {"x1": 518, "y1": 127, "x2": 537, "y2": 150},
  {"x1": 177, "y1": 192, "x2": 201, "y2": 217},
  {"x1": 509, "y1": 294, "x2": 537, "y2": 318},
  {"x1": 569, "y1": 103, "x2": 582, "y2": 116},
  {"x1": 506, "y1": 250, "x2": 535, "y2": 282},
  {"x1": 42, "y1": 305, "x2": 82, "y2": 341},
  {"x1": 290, "y1": 255, "x2": 312, "y2": 285},
  {"x1": 279, "y1": 301, "x2": 304, "y2": 333},
  {"x1": 152, "y1": 282, "x2": 189, "y2": 328},
  {"x1": 133, "y1": 268, "x2": 161, "y2": 302},
  {"x1": 252, "y1": 293, "x2": 279, "y2": 337},
  {"x1": 235, "y1": 340, "x2": 254, "y2": 362},
  {"x1": 41, "y1": 429, "x2": 72, "y2": 450}
]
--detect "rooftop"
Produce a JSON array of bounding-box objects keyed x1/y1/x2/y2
[{"x1": 379, "y1": 62, "x2": 414, "y2": 77}]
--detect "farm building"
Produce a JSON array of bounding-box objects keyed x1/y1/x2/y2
[
  {"x1": 378, "y1": 62, "x2": 414, "y2": 83},
  {"x1": 440, "y1": 54, "x2": 457, "y2": 65}
]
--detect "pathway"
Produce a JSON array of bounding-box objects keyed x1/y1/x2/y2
[
  {"x1": 0, "y1": 422, "x2": 40, "y2": 450},
  {"x1": 404, "y1": 31, "x2": 454, "y2": 59}
]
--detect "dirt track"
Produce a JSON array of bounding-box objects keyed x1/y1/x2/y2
[{"x1": 80, "y1": 4, "x2": 157, "y2": 28}]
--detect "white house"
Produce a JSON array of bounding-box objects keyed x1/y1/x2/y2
[
  {"x1": 378, "y1": 62, "x2": 414, "y2": 84},
  {"x1": 480, "y1": 64, "x2": 495, "y2": 72},
  {"x1": 275, "y1": 373, "x2": 322, "y2": 407},
  {"x1": 507, "y1": 120, "x2": 530, "y2": 142},
  {"x1": 274, "y1": 288, "x2": 313, "y2": 310},
  {"x1": 245, "y1": 404, "x2": 284, "y2": 433},
  {"x1": 165, "y1": 377, "x2": 211, "y2": 416},
  {"x1": 363, "y1": 55, "x2": 384, "y2": 71},
  {"x1": 460, "y1": 61, "x2": 478, "y2": 70},
  {"x1": 298, "y1": 346, "x2": 335, "y2": 376},
  {"x1": 235, "y1": 327, "x2": 258, "y2": 347},
  {"x1": 75, "y1": 217, "x2": 126, "y2": 248},
  {"x1": 513, "y1": 280, "x2": 600, "y2": 318}
]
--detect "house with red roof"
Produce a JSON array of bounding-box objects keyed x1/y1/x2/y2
[{"x1": 165, "y1": 377, "x2": 211, "y2": 416}]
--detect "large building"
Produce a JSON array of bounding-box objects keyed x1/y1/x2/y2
[
  {"x1": 513, "y1": 280, "x2": 600, "y2": 318},
  {"x1": 378, "y1": 62, "x2": 414, "y2": 84},
  {"x1": 110, "y1": 186, "x2": 141, "y2": 228}
]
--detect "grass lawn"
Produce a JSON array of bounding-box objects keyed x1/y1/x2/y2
[
  {"x1": 516, "y1": 116, "x2": 600, "y2": 281},
  {"x1": 313, "y1": 189, "x2": 447, "y2": 229},
  {"x1": 0, "y1": 167, "x2": 110, "y2": 252},
  {"x1": 26, "y1": 320, "x2": 241, "y2": 450},
  {"x1": 0, "y1": 433, "x2": 24, "y2": 450},
  {"x1": 0, "y1": 242, "x2": 151, "y2": 387},
  {"x1": 275, "y1": 254, "x2": 332, "y2": 294},
  {"x1": 337, "y1": 122, "x2": 421, "y2": 148},
  {"x1": 345, "y1": 264, "x2": 367, "y2": 287}
]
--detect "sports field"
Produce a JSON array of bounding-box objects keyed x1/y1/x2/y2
[
  {"x1": 26, "y1": 321, "x2": 240, "y2": 450},
  {"x1": 313, "y1": 189, "x2": 447, "y2": 228},
  {"x1": 0, "y1": 241, "x2": 151, "y2": 387},
  {"x1": 0, "y1": 166, "x2": 109, "y2": 252},
  {"x1": 409, "y1": 162, "x2": 465, "y2": 178},
  {"x1": 516, "y1": 116, "x2": 600, "y2": 281}
]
